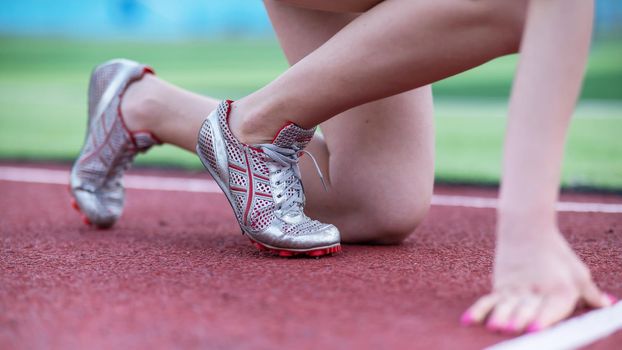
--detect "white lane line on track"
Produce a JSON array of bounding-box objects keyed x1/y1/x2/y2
[
  {"x1": 0, "y1": 166, "x2": 221, "y2": 193},
  {"x1": 486, "y1": 301, "x2": 622, "y2": 350},
  {"x1": 1, "y1": 166, "x2": 622, "y2": 214},
  {"x1": 430, "y1": 195, "x2": 622, "y2": 214}
]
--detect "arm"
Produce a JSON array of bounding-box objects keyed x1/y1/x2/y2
[
  {"x1": 499, "y1": 0, "x2": 592, "y2": 229},
  {"x1": 464, "y1": 0, "x2": 614, "y2": 333}
]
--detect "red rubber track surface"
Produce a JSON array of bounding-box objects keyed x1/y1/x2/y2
[{"x1": 1, "y1": 165, "x2": 621, "y2": 350}]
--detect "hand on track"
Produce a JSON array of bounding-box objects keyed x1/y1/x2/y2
[{"x1": 461, "y1": 228, "x2": 615, "y2": 334}]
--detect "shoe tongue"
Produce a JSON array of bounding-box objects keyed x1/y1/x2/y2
[{"x1": 272, "y1": 123, "x2": 316, "y2": 149}]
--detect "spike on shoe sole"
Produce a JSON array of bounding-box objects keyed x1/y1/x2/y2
[
  {"x1": 71, "y1": 198, "x2": 80, "y2": 211},
  {"x1": 70, "y1": 197, "x2": 92, "y2": 226},
  {"x1": 248, "y1": 237, "x2": 341, "y2": 258}
]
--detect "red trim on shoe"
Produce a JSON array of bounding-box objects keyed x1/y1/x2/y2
[
  {"x1": 248, "y1": 145, "x2": 264, "y2": 153},
  {"x1": 254, "y1": 174, "x2": 269, "y2": 181},
  {"x1": 271, "y1": 122, "x2": 295, "y2": 144},
  {"x1": 230, "y1": 186, "x2": 247, "y2": 193},
  {"x1": 242, "y1": 151, "x2": 254, "y2": 227},
  {"x1": 228, "y1": 163, "x2": 246, "y2": 173},
  {"x1": 80, "y1": 118, "x2": 121, "y2": 163},
  {"x1": 71, "y1": 198, "x2": 80, "y2": 211},
  {"x1": 224, "y1": 99, "x2": 234, "y2": 124}
]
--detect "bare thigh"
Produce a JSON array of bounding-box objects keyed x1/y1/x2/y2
[{"x1": 265, "y1": 1, "x2": 435, "y2": 244}]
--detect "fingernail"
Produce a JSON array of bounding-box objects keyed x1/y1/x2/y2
[
  {"x1": 605, "y1": 293, "x2": 618, "y2": 305},
  {"x1": 460, "y1": 312, "x2": 474, "y2": 326},
  {"x1": 503, "y1": 321, "x2": 517, "y2": 334},
  {"x1": 526, "y1": 322, "x2": 541, "y2": 333}
]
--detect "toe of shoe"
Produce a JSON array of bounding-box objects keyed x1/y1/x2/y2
[
  {"x1": 318, "y1": 224, "x2": 341, "y2": 247},
  {"x1": 72, "y1": 189, "x2": 122, "y2": 228},
  {"x1": 292, "y1": 224, "x2": 341, "y2": 249}
]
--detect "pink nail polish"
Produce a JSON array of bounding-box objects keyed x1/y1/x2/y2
[
  {"x1": 526, "y1": 322, "x2": 541, "y2": 333},
  {"x1": 605, "y1": 293, "x2": 618, "y2": 305},
  {"x1": 460, "y1": 312, "x2": 474, "y2": 326},
  {"x1": 503, "y1": 321, "x2": 516, "y2": 334}
]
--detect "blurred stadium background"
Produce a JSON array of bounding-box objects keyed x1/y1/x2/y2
[{"x1": 1, "y1": 0, "x2": 620, "y2": 189}]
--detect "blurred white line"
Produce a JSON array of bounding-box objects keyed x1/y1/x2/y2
[
  {"x1": 486, "y1": 302, "x2": 622, "y2": 350},
  {"x1": 0, "y1": 166, "x2": 220, "y2": 193},
  {"x1": 430, "y1": 195, "x2": 622, "y2": 214},
  {"x1": 1, "y1": 166, "x2": 621, "y2": 213}
]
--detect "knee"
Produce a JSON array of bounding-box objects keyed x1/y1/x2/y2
[
  {"x1": 488, "y1": 0, "x2": 528, "y2": 55},
  {"x1": 351, "y1": 196, "x2": 431, "y2": 245},
  {"x1": 464, "y1": 0, "x2": 528, "y2": 55}
]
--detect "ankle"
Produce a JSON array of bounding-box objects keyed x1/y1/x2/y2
[
  {"x1": 121, "y1": 74, "x2": 159, "y2": 132},
  {"x1": 229, "y1": 99, "x2": 281, "y2": 145}
]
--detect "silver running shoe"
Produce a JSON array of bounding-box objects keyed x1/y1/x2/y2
[
  {"x1": 70, "y1": 59, "x2": 160, "y2": 228},
  {"x1": 196, "y1": 100, "x2": 341, "y2": 257}
]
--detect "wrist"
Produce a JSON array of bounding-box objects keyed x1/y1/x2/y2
[{"x1": 496, "y1": 205, "x2": 558, "y2": 240}]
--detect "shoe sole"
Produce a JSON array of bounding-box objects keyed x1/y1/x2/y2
[
  {"x1": 249, "y1": 237, "x2": 342, "y2": 257},
  {"x1": 196, "y1": 144, "x2": 341, "y2": 258},
  {"x1": 71, "y1": 194, "x2": 341, "y2": 257}
]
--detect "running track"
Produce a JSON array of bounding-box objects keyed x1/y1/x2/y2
[{"x1": 1, "y1": 164, "x2": 621, "y2": 350}]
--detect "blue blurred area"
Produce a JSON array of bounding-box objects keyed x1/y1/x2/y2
[
  {"x1": 0, "y1": 0, "x2": 273, "y2": 39},
  {"x1": 596, "y1": 0, "x2": 622, "y2": 35},
  {"x1": 0, "y1": 0, "x2": 620, "y2": 40}
]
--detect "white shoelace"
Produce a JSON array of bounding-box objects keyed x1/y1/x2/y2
[{"x1": 259, "y1": 144, "x2": 327, "y2": 217}]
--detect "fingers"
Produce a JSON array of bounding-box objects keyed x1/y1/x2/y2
[
  {"x1": 527, "y1": 292, "x2": 577, "y2": 331},
  {"x1": 486, "y1": 296, "x2": 522, "y2": 332},
  {"x1": 509, "y1": 295, "x2": 543, "y2": 333},
  {"x1": 461, "y1": 294, "x2": 499, "y2": 326},
  {"x1": 470, "y1": 293, "x2": 544, "y2": 334},
  {"x1": 461, "y1": 284, "x2": 617, "y2": 334},
  {"x1": 461, "y1": 292, "x2": 575, "y2": 334},
  {"x1": 581, "y1": 279, "x2": 614, "y2": 309}
]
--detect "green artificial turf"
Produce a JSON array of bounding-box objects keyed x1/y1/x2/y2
[{"x1": 0, "y1": 37, "x2": 620, "y2": 189}]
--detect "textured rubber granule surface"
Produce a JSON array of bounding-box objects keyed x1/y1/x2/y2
[{"x1": 1, "y1": 168, "x2": 621, "y2": 350}]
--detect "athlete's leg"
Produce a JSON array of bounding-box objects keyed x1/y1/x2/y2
[
  {"x1": 119, "y1": 0, "x2": 525, "y2": 242},
  {"x1": 230, "y1": 0, "x2": 527, "y2": 144},
  {"x1": 117, "y1": 44, "x2": 431, "y2": 244},
  {"x1": 122, "y1": 74, "x2": 218, "y2": 152},
  {"x1": 265, "y1": 2, "x2": 434, "y2": 244},
  {"x1": 124, "y1": 0, "x2": 526, "y2": 151}
]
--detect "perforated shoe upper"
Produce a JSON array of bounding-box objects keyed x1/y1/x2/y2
[
  {"x1": 197, "y1": 100, "x2": 340, "y2": 250},
  {"x1": 70, "y1": 59, "x2": 159, "y2": 228}
]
